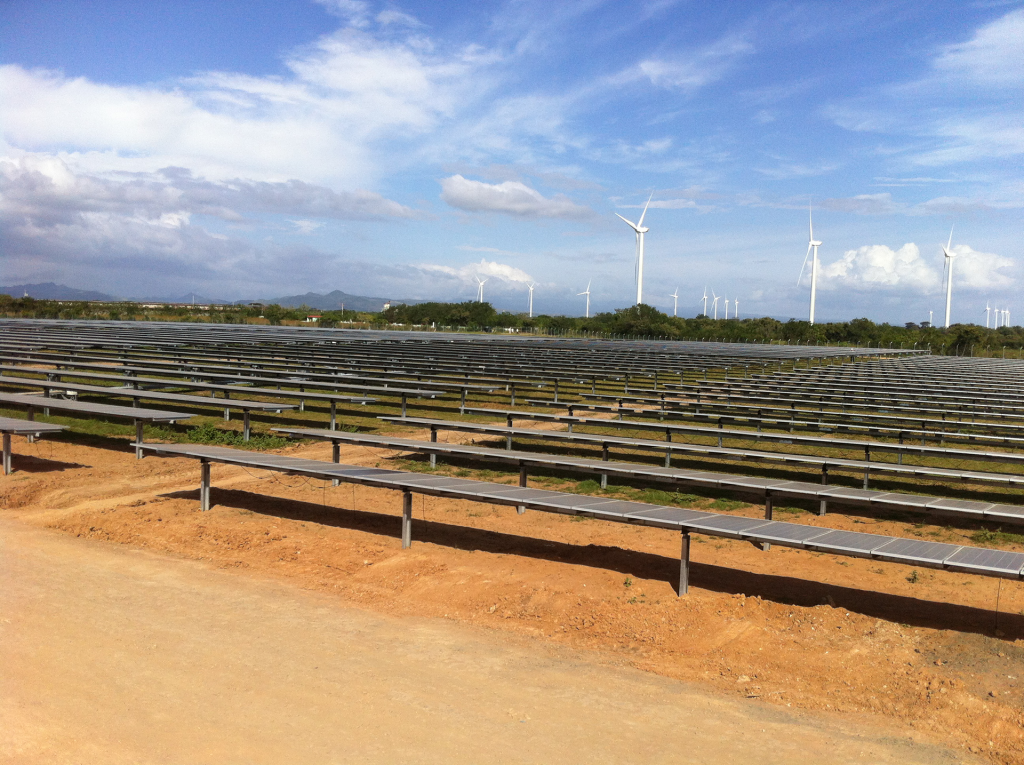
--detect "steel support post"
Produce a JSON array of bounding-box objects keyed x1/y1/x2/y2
[
  {"x1": 664, "y1": 450, "x2": 671, "y2": 468},
  {"x1": 678, "y1": 531, "x2": 690, "y2": 596},
  {"x1": 460, "y1": 388, "x2": 467, "y2": 413},
  {"x1": 429, "y1": 426, "x2": 437, "y2": 468},
  {"x1": 224, "y1": 407, "x2": 231, "y2": 421},
  {"x1": 401, "y1": 490, "x2": 413, "y2": 549},
  {"x1": 762, "y1": 494, "x2": 773, "y2": 551},
  {"x1": 135, "y1": 420, "x2": 144, "y2": 459},
  {"x1": 517, "y1": 463, "x2": 527, "y2": 514},
  {"x1": 863, "y1": 446, "x2": 870, "y2": 489},
  {"x1": 3, "y1": 433, "x2": 11, "y2": 475},
  {"x1": 200, "y1": 459, "x2": 211, "y2": 511},
  {"x1": 331, "y1": 441, "x2": 341, "y2": 486},
  {"x1": 25, "y1": 408, "x2": 35, "y2": 443},
  {"x1": 553, "y1": 379, "x2": 559, "y2": 403},
  {"x1": 401, "y1": 395, "x2": 408, "y2": 417},
  {"x1": 510, "y1": 384, "x2": 516, "y2": 407},
  {"x1": 330, "y1": 401, "x2": 337, "y2": 431},
  {"x1": 243, "y1": 410, "x2": 251, "y2": 441},
  {"x1": 819, "y1": 465, "x2": 829, "y2": 515}
]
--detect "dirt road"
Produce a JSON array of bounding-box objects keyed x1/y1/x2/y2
[{"x1": 0, "y1": 518, "x2": 973, "y2": 765}]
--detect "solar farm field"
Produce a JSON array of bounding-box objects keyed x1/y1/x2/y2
[{"x1": 2, "y1": 319, "x2": 1022, "y2": 762}]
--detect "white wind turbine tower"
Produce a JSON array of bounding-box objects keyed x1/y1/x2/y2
[
  {"x1": 701, "y1": 286, "x2": 709, "y2": 317},
  {"x1": 725, "y1": 298, "x2": 730, "y2": 320},
  {"x1": 711, "y1": 290, "x2": 720, "y2": 320},
  {"x1": 985, "y1": 302, "x2": 991, "y2": 329},
  {"x1": 475, "y1": 276, "x2": 488, "y2": 303},
  {"x1": 941, "y1": 226, "x2": 956, "y2": 328},
  {"x1": 527, "y1": 283, "x2": 536, "y2": 318},
  {"x1": 671, "y1": 288, "x2": 679, "y2": 317},
  {"x1": 578, "y1": 280, "x2": 592, "y2": 318},
  {"x1": 615, "y1": 193, "x2": 653, "y2": 306},
  {"x1": 797, "y1": 202, "x2": 823, "y2": 325},
  {"x1": 734, "y1": 297, "x2": 739, "y2": 318}
]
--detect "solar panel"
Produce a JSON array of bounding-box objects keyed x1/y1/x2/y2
[
  {"x1": 869, "y1": 492, "x2": 934, "y2": 508},
  {"x1": 925, "y1": 498, "x2": 991, "y2": 516},
  {"x1": 739, "y1": 522, "x2": 832, "y2": 545},
  {"x1": 682, "y1": 515, "x2": 773, "y2": 538},
  {"x1": 804, "y1": 530, "x2": 890, "y2": 556},
  {"x1": 985, "y1": 504, "x2": 1024, "y2": 521},
  {"x1": 944, "y1": 547, "x2": 1024, "y2": 577},
  {"x1": 624, "y1": 506, "x2": 722, "y2": 529},
  {"x1": 873, "y1": 538, "x2": 961, "y2": 566}
]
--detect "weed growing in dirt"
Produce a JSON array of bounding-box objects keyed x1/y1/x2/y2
[
  {"x1": 623, "y1": 577, "x2": 633, "y2": 588},
  {"x1": 907, "y1": 570, "x2": 920, "y2": 584},
  {"x1": 185, "y1": 422, "x2": 289, "y2": 451},
  {"x1": 575, "y1": 479, "x2": 601, "y2": 492},
  {"x1": 971, "y1": 528, "x2": 1024, "y2": 546}
]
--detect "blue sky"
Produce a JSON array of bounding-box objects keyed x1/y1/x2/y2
[{"x1": 1, "y1": 0, "x2": 1021, "y2": 322}]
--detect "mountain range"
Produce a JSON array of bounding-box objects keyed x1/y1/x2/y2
[{"x1": 0, "y1": 284, "x2": 421, "y2": 311}]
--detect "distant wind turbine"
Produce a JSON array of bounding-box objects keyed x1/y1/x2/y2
[
  {"x1": 985, "y1": 302, "x2": 991, "y2": 329},
  {"x1": 671, "y1": 288, "x2": 679, "y2": 317},
  {"x1": 724, "y1": 298, "x2": 730, "y2": 320},
  {"x1": 700, "y1": 286, "x2": 709, "y2": 317},
  {"x1": 527, "y1": 283, "x2": 536, "y2": 318},
  {"x1": 734, "y1": 298, "x2": 739, "y2": 318},
  {"x1": 711, "y1": 290, "x2": 720, "y2": 320},
  {"x1": 797, "y1": 201, "x2": 822, "y2": 325},
  {"x1": 475, "y1": 276, "x2": 488, "y2": 303},
  {"x1": 615, "y1": 193, "x2": 653, "y2": 305},
  {"x1": 941, "y1": 226, "x2": 955, "y2": 328},
  {"x1": 577, "y1": 280, "x2": 592, "y2": 318}
]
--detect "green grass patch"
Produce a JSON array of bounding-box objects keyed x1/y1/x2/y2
[
  {"x1": 709, "y1": 498, "x2": 746, "y2": 512},
  {"x1": 184, "y1": 422, "x2": 289, "y2": 451},
  {"x1": 971, "y1": 528, "x2": 1024, "y2": 547},
  {"x1": 775, "y1": 505, "x2": 805, "y2": 514}
]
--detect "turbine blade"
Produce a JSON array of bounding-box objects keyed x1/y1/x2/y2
[
  {"x1": 797, "y1": 242, "x2": 813, "y2": 286},
  {"x1": 947, "y1": 225, "x2": 954, "y2": 251},
  {"x1": 637, "y1": 192, "x2": 653, "y2": 227},
  {"x1": 615, "y1": 213, "x2": 639, "y2": 230},
  {"x1": 809, "y1": 202, "x2": 814, "y2": 242}
]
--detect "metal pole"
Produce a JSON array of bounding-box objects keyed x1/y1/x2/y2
[
  {"x1": 762, "y1": 494, "x2": 773, "y2": 551},
  {"x1": 200, "y1": 459, "x2": 211, "y2": 511},
  {"x1": 243, "y1": 410, "x2": 251, "y2": 441},
  {"x1": 401, "y1": 490, "x2": 413, "y2": 549},
  {"x1": 331, "y1": 441, "x2": 341, "y2": 486},
  {"x1": 819, "y1": 464, "x2": 829, "y2": 516},
  {"x1": 678, "y1": 531, "x2": 690, "y2": 596},
  {"x1": 135, "y1": 419, "x2": 144, "y2": 459},
  {"x1": 330, "y1": 401, "x2": 337, "y2": 431},
  {"x1": 518, "y1": 463, "x2": 527, "y2": 514},
  {"x1": 401, "y1": 394, "x2": 407, "y2": 417},
  {"x1": 3, "y1": 433, "x2": 11, "y2": 475}
]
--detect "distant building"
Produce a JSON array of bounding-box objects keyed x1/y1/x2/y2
[{"x1": 305, "y1": 314, "x2": 322, "y2": 323}]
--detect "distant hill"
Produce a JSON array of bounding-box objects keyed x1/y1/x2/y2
[
  {"x1": 258, "y1": 290, "x2": 422, "y2": 312},
  {"x1": 0, "y1": 282, "x2": 119, "y2": 301}
]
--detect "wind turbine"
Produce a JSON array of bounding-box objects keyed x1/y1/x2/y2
[
  {"x1": 734, "y1": 298, "x2": 739, "y2": 318},
  {"x1": 615, "y1": 193, "x2": 653, "y2": 306},
  {"x1": 797, "y1": 202, "x2": 823, "y2": 325},
  {"x1": 725, "y1": 298, "x2": 730, "y2": 320},
  {"x1": 671, "y1": 288, "x2": 679, "y2": 317},
  {"x1": 700, "y1": 287, "x2": 708, "y2": 317},
  {"x1": 711, "y1": 290, "x2": 720, "y2": 320},
  {"x1": 475, "y1": 276, "x2": 488, "y2": 303},
  {"x1": 527, "y1": 283, "x2": 536, "y2": 318},
  {"x1": 577, "y1": 280, "x2": 592, "y2": 318},
  {"x1": 941, "y1": 226, "x2": 955, "y2": 328}
]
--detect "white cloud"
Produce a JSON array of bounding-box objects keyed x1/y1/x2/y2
[
  {"x1": 818, "y1": 244, "x2": 940, "y2": 292},
  {"x1": 817, "y1": 242, "x2": 1013, "y2": 293},
  {"x1": 439, "y1": 175, "x2": 592, "y2": 218},
  {"x1": 634, "y1": 34, "x2": 753, "y2": 91},
  {"x1": 826, "y1": 9, "x2": 1024, "y2": 167}
]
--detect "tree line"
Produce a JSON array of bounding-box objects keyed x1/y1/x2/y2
[{"x1": 2, "y1": 294, "x2": 1020, "y2": 355}]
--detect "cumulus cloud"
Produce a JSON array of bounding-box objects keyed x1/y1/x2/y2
[
  {"x1": 439, "y1": 175, "x2": 592, "y2": 218},
  {"x1": 817, "y1": 242, "x2": 1013, "y2": 292}
]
